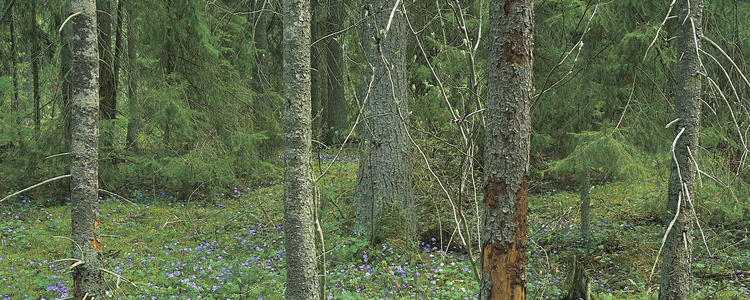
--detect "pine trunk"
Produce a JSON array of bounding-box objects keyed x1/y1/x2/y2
[
  {"x1": 282, "y1": 0, "x2": 318, "y2": 298},
  {"x1": 660, "y1": 0, "x2": 702, "y2": 299},
  {"x1": 480, "y1": 0, "x2": 534, "y2": 299},
  {"x1": 356, "y1": 0, "x2": 415, "y2": 243},
  {"x1": 70, "y1": 0, "x2": 105, "y2": 298}
]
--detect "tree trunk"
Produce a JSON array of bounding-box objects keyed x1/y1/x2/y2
[
  {"x1": 32, "y1": 0, "x2": 40, "y2": 133},
  {"x1": 113, "y1": 0, "x2": 124, "y2": 99},
  {"x1": 125, "y1": 3, "x2": 140, "y2": 150},
  {"x1": 282, "y1": 0, "x2": 318, "y2": 298},
  {"x1": 356, "y1": 0, "x2": 415, "y2": 243},
  {"x1": 98, "y1": 0, "x2": 116, "y2": 121},
  {"x1": 580, "y1": 166, "x2": 592, "y2": 242},
  {"x1": 10, "y1": 2, "x2": 19, "y2": 116},
  {"x1": 61, "y1": 0, "x2": 73, "y2": 148},
  {"x1": 660, "y1": 0, "x2": 702, "y2": 299},
  {"x1": 310, "y1": 0, "x2": 323, "y2": 140},
  {"x1": 325, "y1": 1, "x2": 347, "y2": 144},
  {"x1": 480, "y1": 0, "x2": 533, "y2": 299},
  {"x1": 69, "y1": 0, "x2": 105, "y2": 298}
]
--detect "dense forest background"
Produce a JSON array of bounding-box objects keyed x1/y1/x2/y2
[{"x1": 1, "y1": 0, "x2": 750, "y2": 299}]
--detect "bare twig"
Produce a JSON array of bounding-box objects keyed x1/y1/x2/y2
[{"x1": 1, "y1": 174, "x2": 71, "y2": 203}]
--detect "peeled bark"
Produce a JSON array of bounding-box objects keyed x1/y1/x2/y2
[
  {"x1": 282, "y1": 0, "x2": 318, "y2": 298},
  {"x1": 480, "y1": 0, "x2": 534, "y2": 299},
  {"x1": 660, "y1": 0, "x2": 702, "y2": 299},
  {"x1": 356, "y1": 0, "x2": 416, "y2": 243},
  {"x1": 70, "y1": 0, "x2": 105, "y2": 298}
]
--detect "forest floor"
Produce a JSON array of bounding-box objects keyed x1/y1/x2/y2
[{"x1": 1, "y1": 149, "x2": 749, "y2": 299}]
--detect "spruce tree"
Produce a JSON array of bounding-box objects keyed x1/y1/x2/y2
[
  {"x1": 480, "y1": 0, "x2": 534, "y2": 299},
  {"x1": 660, "y1": 0, "x2": 702, "y2": 298},
  {"x1": 69, "y1": 0, "x2": 105, "y2": 297}
]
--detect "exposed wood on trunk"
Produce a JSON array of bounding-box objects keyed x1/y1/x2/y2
[{"x1": 480, "y1": 0, "x2": 533, "y2": 299}]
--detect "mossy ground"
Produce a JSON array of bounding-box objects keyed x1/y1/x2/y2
[{"x1": 1, "y1": 151, "x2": 748, "y2": 299}]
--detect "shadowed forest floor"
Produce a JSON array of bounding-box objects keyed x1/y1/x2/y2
[{"x1": 1, "y1": 151, "x2": 748, "y2": 299}]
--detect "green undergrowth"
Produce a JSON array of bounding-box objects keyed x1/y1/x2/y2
[{"x1": 1, "y1": 149, "x2": 749, "y2": 299}]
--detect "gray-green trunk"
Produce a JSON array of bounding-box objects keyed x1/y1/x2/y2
[
  {"x1": 580, "y1": 166, "x2": 592, "y2": 242},
  {"x1": 32, "y1": 0, "x2": 40, "y2": 133},
  {"x1": 70, "y1": 0, "x2": 105, "y2": 297},
  {"x1": 356, "y1": 0, "x2": 415, "y2": 244},
  {"x1": 660, "y1": 0, "x2": 702, "y2": 299},
  {"x1": 282, "y1": 0, "x2": 319, "y2": 298},
  {"x1": 325, "y1": 2, "x2": 347, "y2": 144},
  {"x1": 480, "y1": 0, "x2": 533, "y2": 299},
  {"x1": 98, "y1": 0, "x2": 116, "y2": 121},
  {"x1": 126, "y1": 4, "x2": 140, "y2": 150}
]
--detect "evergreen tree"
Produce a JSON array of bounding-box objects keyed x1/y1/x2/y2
[
  {"x1": 97, "y1": 0, "x2": 116, "y2": 122},
  {"x1": 125, "y1": 1, "x2": 140, "y2": 150},
  {"x1": 69, "y1": 0, "x2": 105, "y2": 297},
  {"x1": 480, "y1": 0, "x2": 533, "y2": 299},
  {"x1": 356, "y1": 0, "x2": 416, "y2": 243},
  {"x1": 31, "y1": 0, "x2": 40, "y2": 133},
  {"x1": 325, "y1": 0, "x2": 347, "y2": 144},
  {"x1": 282, "y1": 0, "x2": 318, "y2": 297},
  {"x1": 660, "y1": 0, "x2": 703, "y2": 298}
]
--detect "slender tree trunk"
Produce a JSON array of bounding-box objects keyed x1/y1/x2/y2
[
  {"x1": 480, "y1": 0, "x2": 533, "y2": 299},
  {"x1": 660, "y1": 0, "x2": 702, "y2": 299},
  {"x1": 310, "y1": 0, "x2": 322, "y2": 140},
  {"x1": 113, "y1": 0, "x2": 124, "y2": 98},
  {"x1": 580, "y1": 166, "x2": 592, "y2": 242},
  {"x1": 69, "y1": 0, "x2": 104, "y2": 298},
  {"x1": 282, "y1": 0, "x2": 318, "y2": 298},
  {"x1": 61, "y1": 0, "x2": 74, "y2": 148},
  {"x1": 32, "y1": 0, "x2": 40, "y2": 133},
  {"x1": 10, "y1": 3, "x2": 19, "y2": 116},
  {"x1": 125, "y1": 3, "x2": 140, "y2": 150},
  {"x1": 98, "y1": 0, "x2": 116, "y2": 121},
  {"x1": 356, "y1": 0, "x2": 415, "y2": 243},
  {"x1": 325, "y1": 1, "x2": 347, "y2": 145}
]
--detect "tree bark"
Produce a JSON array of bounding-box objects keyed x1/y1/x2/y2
[
  {"x1": 125, "y1": 2, "x2": 140, "y2": 150},
  {"x1": 310, "y1": 0, "x2": 323, "y2": 140},
  {"x1": 69, "y1": 0, "x2": 105, "y2": 298},
  {"x1": 325, "y1": 1, "x2": 347, "y2": 144},
  {"x1": 32, "y1": 0, "x2": 40, "y2": 133},
  {"x1": 480, "y1": 0, "x2": 534, "y2": 299},
  {"x1": 282, "y1": 0, "x2": 318, "y2": 298},
  {"x1": 61, "y1": 0, "x2": 73, "y2": 149},
  {"x1": 10, "y1": 2, "x2": 19, "y2": 116},
  {"x1": 98, "y1": 0, "x2": 116, "y2": 121},
  {"x1": 356, "y1": 0, "x2": 416, "y2": 243},
  {"x1": 113, "y1": 0, "x2": 124, "y2": 99},
  {"x1": 580, "y1": 166, "x2": 592, "y2": 242},
  {"x1": 660, "y1": 0, "x2": 702, "y2": 299}
]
